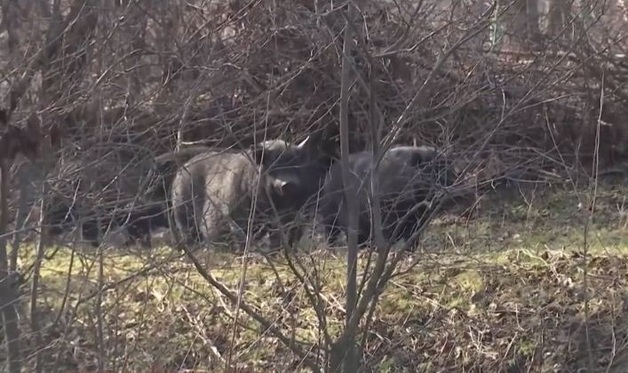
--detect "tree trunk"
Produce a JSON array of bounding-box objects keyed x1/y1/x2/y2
[
  {"x1": 492, "y1": 0, "x2": 536, "y2": 51},
  {"x1": 546, "y1": 0, "x2": 572, "y2": 41},
  {"x1": 527, "y1": 0, "x2": 542, "y2": 47},
  {"x1": 0, "y1": 159, "x2": 22, "y2": 373},
  {"x1": 10, "y1": 160, "x2": 44, "y2": 271}
]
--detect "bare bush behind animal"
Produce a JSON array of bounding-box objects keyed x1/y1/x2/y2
[{"x1": 42, "y1": 144, "x2": 157, "y2": 247}]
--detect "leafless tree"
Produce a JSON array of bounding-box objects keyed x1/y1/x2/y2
[{"x1": 0, "y1": 0, "x2": 626, "y2": 371}]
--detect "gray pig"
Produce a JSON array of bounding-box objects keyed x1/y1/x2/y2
[{"x1": 171, "y1": 137, "x2": 331, "y2": 250}]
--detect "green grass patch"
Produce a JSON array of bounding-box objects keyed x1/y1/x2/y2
[{"x1": 11, "y1": 183, "x2": 628, "y2": 372}]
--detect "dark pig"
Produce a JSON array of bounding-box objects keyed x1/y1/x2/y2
[{"x1": 319, "y1": 145, "x2": 457, "y2": 249}]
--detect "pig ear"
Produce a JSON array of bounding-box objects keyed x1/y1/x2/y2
[
  {"x1": 296, "y1": 135, "x2": 311, "y2": 150},
  {"x1": 272, "y1": 177, "x2": 299, "y2": 196},
  {"x1": 272, "y1": 178, "x2": 289, "y2": 195},
  {"x1": 252, "y1": 142, "x2": 275, "y2": 166}
]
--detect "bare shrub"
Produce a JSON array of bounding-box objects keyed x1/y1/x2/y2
[{"x1": 0, "y1": 0, "x2": 627, "y2": 372}]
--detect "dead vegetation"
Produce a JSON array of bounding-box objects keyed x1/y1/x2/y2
[
  {"x1": 1, "y1": 0, "x2": 628, "y2": 372},
  {"x1": 9, "y1": 184, "x2": 628, "y2": 372}
]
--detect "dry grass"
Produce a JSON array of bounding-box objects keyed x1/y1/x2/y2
[
  {"x1": 2, "y1": 0, "x2": 628, "y2": 371},
  {"x1": 9, "y1": 180, "x2": 628, "y2": 372}
]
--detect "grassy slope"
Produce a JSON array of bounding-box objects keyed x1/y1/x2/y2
[{"x1": 13, "y1": 182, "x2": 628, "y2": 372}]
